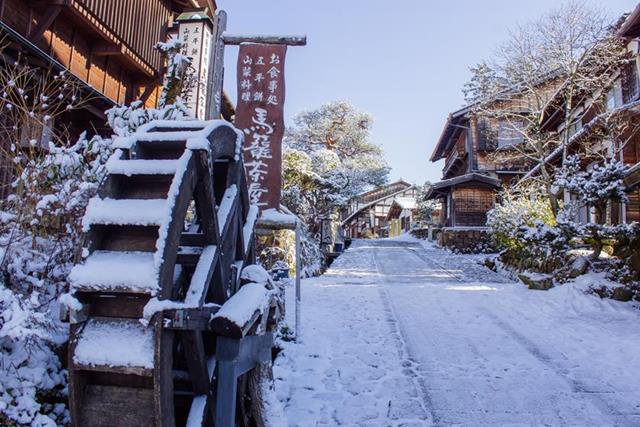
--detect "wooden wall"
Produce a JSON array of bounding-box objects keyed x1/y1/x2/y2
[
  {"x1": 0, "y1": 0, "x2": 171, "y2": 107},
  {"x1": 451, "y1": 186, "x2": 496, "y2": 227}
]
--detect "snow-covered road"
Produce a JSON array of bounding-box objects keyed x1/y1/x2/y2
[{"x1": 274, "y1": 238, "x2": 640, "y2": 426}]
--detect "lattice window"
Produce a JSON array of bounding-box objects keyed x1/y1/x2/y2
[{"x1": 453, "y1": 188, "x2": 495, "y2": 226}]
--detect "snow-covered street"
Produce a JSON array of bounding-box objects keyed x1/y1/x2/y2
[{"x1": 274, "y1": 238, "x2": 640, "y2": 427}]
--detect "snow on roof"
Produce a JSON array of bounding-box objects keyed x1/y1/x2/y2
[
  {"x1": 394, "y1": 197, "x2": 417, "y2": 210},
  {"x1": 73, "y1": 319, "x2": 154, "y2": 369},
  {"x1": 258, "y1": 208, "x2": 298, "y2": 229}
]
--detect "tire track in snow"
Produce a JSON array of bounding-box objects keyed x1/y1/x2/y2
[
  {"x1": 407, "y1": 243, "x2": 624, "y2": 425},
  {"x1": 372, "y1": 246, "x2": 437, "y2": 425},
  {"x1": 479, "y1": 308, "x2": 626, "y2": 425}
]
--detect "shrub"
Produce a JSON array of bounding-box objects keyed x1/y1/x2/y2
[{"x1": 487, "y1": 189, "x2": 555, "y2": 250}]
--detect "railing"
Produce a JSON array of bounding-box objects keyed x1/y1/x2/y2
[{"x1": 74, "y1": 0, "x2": 171, "y2": 72}]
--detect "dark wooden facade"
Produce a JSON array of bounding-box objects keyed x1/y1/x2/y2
[
  {"x1": 531, "y1": 9, "x2": 640, "y2": 225},
  {"x1": 0, "y1": 0, "x2": 215, "y2": 109}
]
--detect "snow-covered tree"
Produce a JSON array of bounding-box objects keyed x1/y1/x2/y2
[
  {"x1": 155, "y1": 36, "x2": 195, "y2": 107},
  {"x1": 554, "y1": 154, "x2": 629, "y2": 258},
  {"x1": 464, "y1": 2, "x2": 630, "y2": 215},
  {"x1": 283, "y1": 101, "x2": 389, "y2": 233}
]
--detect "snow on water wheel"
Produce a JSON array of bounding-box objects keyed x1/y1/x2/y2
[{"x1": 66, "y1": 120, "x2": 279, "y2": 427}]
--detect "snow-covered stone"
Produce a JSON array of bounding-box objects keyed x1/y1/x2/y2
[{"x1": 518, "y1": 271, "x2": 554, "y2": 290}]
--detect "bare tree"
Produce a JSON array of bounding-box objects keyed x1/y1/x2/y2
[{"x1": 463, "y1": 1, "x2": 631, "y2": 215}]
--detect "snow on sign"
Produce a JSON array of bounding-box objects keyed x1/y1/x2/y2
[{"x1": 235, "y1": 44, "x2": 287, "y2": 210}]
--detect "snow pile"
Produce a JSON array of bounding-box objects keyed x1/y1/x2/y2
[
  {"x1": 212, "y1": 283, "x2": 272, "y2": 327},
  {"x1": 259, "y1": 208, "x2": 298, "y2": 228},
  {"x1": 73, "y1": 319, "x2": 154, "y2": 369},
  {"x1": 0, "y1": 286, "x2": 68, "y2": 427},
  {"x1": 241, "y1": 264, "x2": 272, "y2": 285},
  {"x1": 69, "y1": 251, "x2": 157, "y2": 292},
  {"x1": 82, "y1": 198, "x2": 166, "y2": 230}
]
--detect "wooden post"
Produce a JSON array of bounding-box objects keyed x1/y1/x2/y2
[
  {"x1": 205, "y1": 10, "x2": 227, "y2": 120},
  {"x1": 295, "y1": 221, "x2": 301, "y2": 340}
]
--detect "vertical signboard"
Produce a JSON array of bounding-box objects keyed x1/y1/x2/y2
[
  {"x1": 234, "y1": 44, "x2": 287, "y2": 210},
  {"x1": 177, "y1": 12, "x2": 213, "y2": 119}
]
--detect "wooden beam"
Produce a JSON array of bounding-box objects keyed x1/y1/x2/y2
[
  {"x1": 205, "y1": 10, "x2": 227, "y2": 120},
  {"x1": 28, "y1": 5, "x2": 63, "y2": 40},
  {"x1": 138, "y1": 79, "x2": 159, "y2": 103},
  {"x1": 222, "y1": 34, "x2": 307, "y2": 46}
]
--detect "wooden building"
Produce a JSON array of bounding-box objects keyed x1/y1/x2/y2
[
  {"x1": 526, "y1": 8, "x2": 640, "y2": 224},
  {"x1": 386, "y1": 196, "x2": 417, "y2": 237},
  {"x1": 0, "y1": 0, "x2": 235, "y2": 197},
  {"x1": 341, "y1": 180, "x2": 417, "y2": 238},
  {"x1": 426, "y1": 103, "x2": 530, "y2": 228}
]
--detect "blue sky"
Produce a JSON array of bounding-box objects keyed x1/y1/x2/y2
[{"x1": 219, "y1": 0, "x2": 638, "y2": 185}]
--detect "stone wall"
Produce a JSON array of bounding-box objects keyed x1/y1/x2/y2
[{"x1": 437, "y1": 228, "x2": 492, "y2": 253}]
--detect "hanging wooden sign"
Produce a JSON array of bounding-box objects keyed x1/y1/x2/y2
[{"x1": 234, "y1": 43, "x2": 287, "y2": 210}]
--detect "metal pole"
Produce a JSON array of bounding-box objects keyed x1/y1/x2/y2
[{"x1": 295, "y1": 222, "x2": 301, "y2": 340}]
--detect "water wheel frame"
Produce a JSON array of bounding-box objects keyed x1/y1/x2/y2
[{"x1": 66, "y1": 120, "x2": 280, "y2": 427}]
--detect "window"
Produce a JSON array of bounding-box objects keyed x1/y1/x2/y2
[
  {"x1": 497, "y1": 119, "x2": 524, "y2": 148},
  {"x1": 567, "y1": 119, "x2": 582, "y2": 138},
  {"x1": 606, "y1": 83, "x2": 623, "y2": 111},
  {"x1": 622, "y1": 61, "x2": 640, "y2": 104}
]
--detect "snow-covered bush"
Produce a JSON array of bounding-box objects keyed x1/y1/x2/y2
[
  {"x1": 487, "y1": 188, "x2": 555, "y2": 250},
  {"x1": 0, "y1": 36, "x2": 197, "y2": 424},
  {"x1": 0, "y1": 127, "x2": 114, "y2": 426},
  {"x1": 554, "y1": 155, "x2": 628, "y2": 258}
]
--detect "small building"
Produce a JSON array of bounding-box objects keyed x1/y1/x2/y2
[
  {"x1": 341, "y1": 180, "x2": 417, "y2": 238},
  {"x1": 386, "y1": 197, "x2": 417, "y2": 237},
  {"x1": 427, "y1": 173, "x2": 501, "y2": 227}
]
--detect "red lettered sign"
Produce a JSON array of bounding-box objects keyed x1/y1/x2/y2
[{"x1": 235, "y1": 44, "x2": 287, "y2": 210}]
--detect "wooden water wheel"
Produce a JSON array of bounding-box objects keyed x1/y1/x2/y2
[{"x1": 66, "y1": 120, "x2": 280, "y2": 427}]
